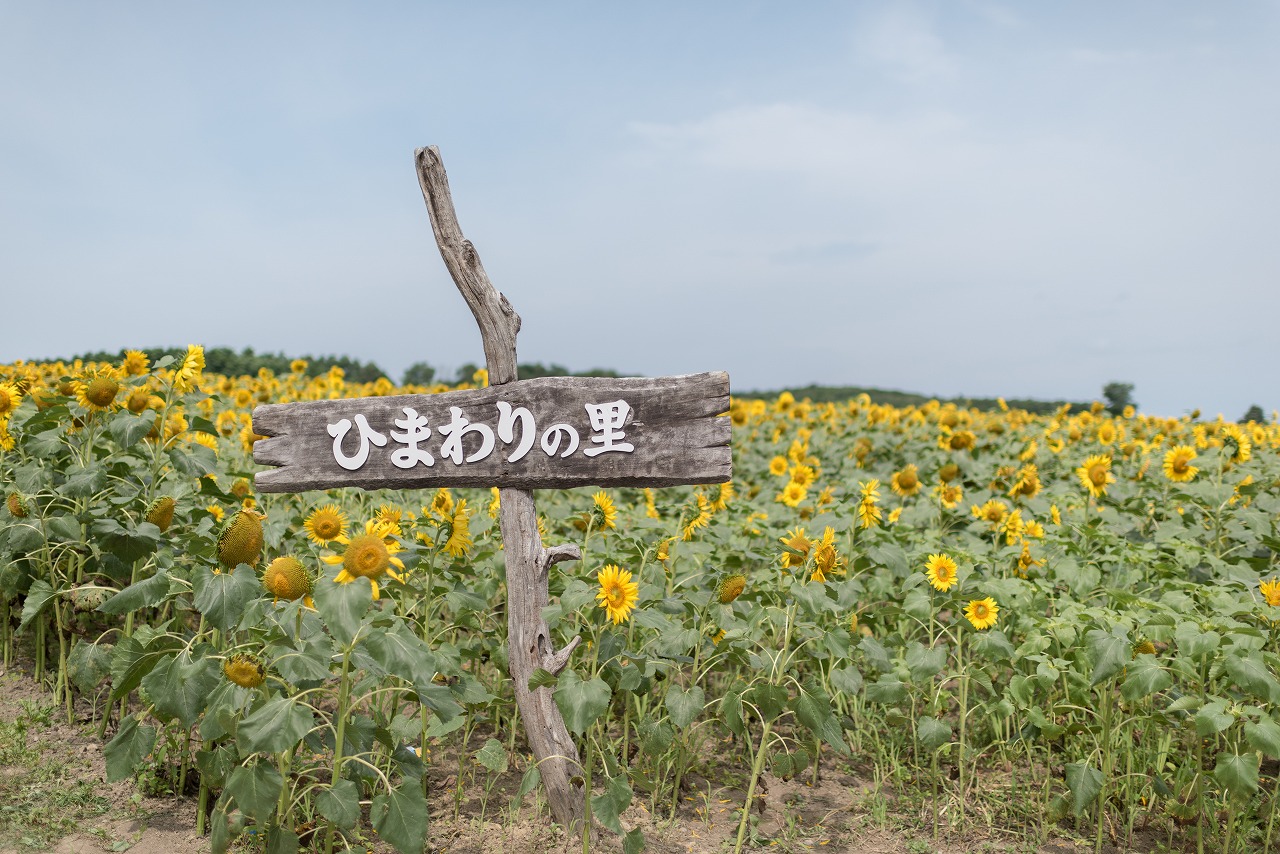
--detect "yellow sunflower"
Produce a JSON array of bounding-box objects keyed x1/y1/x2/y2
[
  {"x1": 890, "y1": 464, "x2": 921, "y2": 497},
  {"x1": 173, "y1": 345, "x2": 205, "y2": 393},
  {"x1": 592, "y1": 491, "x2": 617, "y2": 530},
  {"x1": 857, "y1": 479, "x2": 882, "y2": 529},
  {"x1": 776, "y1": 481, "x2": 807, "y2": 508},
  {"x1": 1076, "y1": 454, "x2": 1114, "y2": 498},
  {"x1": 779, "y1": 527, "x2": 812, "y2": 569},
  {"x1": 769, "y1": 456, "x2": 789, "y2": 477},
  {"x1": 74, "y1": 366, "x2": 121, "y2": 412},
  {"x1": 305, "y1": 504, "x2": 348, "y2": 545},
  {"x1": 0, "y1": 383, "x2": 22, "y2": 419},
  {"x1": 964, "y1": 597, "x2": 999, "y2": 630},
  {"x1": 1260, "y1": 577, "x2": 1280, "y2": 608},
  {"x1": 121, "y1": 350, "x2": 150, "y2": 376},
  {"x1": 935, "y1": 483, "x2": 963, "y2": 510},
  {"x1": 322, "y1": 519, "x2": 406, "y2": 600},
  {"x1": 596, "y1": 564, "x2": 639, "y2": 625},
  {"x1": 924, "y1": 553, "x2": 958, "y2": 592},
  {"x1": 443, "y1": 499, "x2": 473, "y2": 557},
  {"x1": 810, "y1": 526, "x2": 845, "y2": 582},
  {"x1": 1162, "y1": 445, "x2": 1198, "y2": 483}
]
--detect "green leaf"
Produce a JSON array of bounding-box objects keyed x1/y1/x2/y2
[
  {"x1": 225, "y1": 762, "x2": 283, "y2": 823},
  {"x1": 475, "y1": 738, "x2": 509, "y2": 773},
  {"x1": 1064, "y1": 762, "x2": 1103, "y2": 815},
  {"x1": 1195, "y1": 701, "x2": 1235, "y2": 738},
  {"x1": 829, "y1": 665, "x2": 863, "y2": 696},
  {"x1": 1213, "y1": 753, "x2": 1260, "y2": 799},
  {"x1": 591, "y1": 776, "x2": 633, "y2": 836},
  {"x1": 371, "y1": 782, "x2": 429, "y2": 854},
  {"x1": 792, "y1": 685, "x2": 848, "y2": 755},
  {"x1": 108, "y1": 410, "x2": 157, "y2": 449},
  {"x1": 238, "y1": 697, "x2": 315, "y2": 755},
  {"x1": 1225, "y1": 652, "x2": 1280, "y2": 702},
  {"x1": 266, "y1": 827, "x2": 299, "y2": 854},
  {"x1": 527, "y1": 668, "x2": 558, "y2": 690},
  {"x1": 46, "y1": 514, "x2": 83, "y2": 542},
  {"x1": 312, "y1": 570, "x2": 373, "y2": 646},
  {"x1": 98, "y1": 570, "x2": 171, "y2": 616},
  {"x1": 68, "y1": 640, "x2": 114, "y2": 692},
  {"x1": 905, "y1": 643, "x2": 946, "y2": 682},
  {"x1": 553, "y1": 670, "x2": 612, "y2": 736},
  {"x1": 192, "y1": 565, "x2": 260, "y2": 632},
  {"x1": 722, "y1": 688, "x2": 746, "y2": 737},
  {"x1": 916, "y1": 715, "x2": 951, "y2": 752},
  {"x1": 1120, "y1": 657, "x2": 1172, "y2": 702},
  {"x1": 1245, "y1": 717, "x2": 1280, "y2": 759},
  {"x1": 1087, "y1": 628, "x2": 1130, "y2": 686},
  {"x1": 972, "y1": 629, "x2": 1016, "y2": 661},
  {"x1": 145, "y1": 650, "x2": 220, "y2": 727},
  {"x1": 665, "y1": 685, "x2": 704, "y2": 729},
  {"x1": 623, "y1": 827, "x2": 646, "y2": 854},
  {"x1": 747, "y1": 684, "x2": 789, "y2": 721},
  {"x1": 363, "y1": 624, "x2": 442, "y2": 701},
  {"x1": 109, "y1": 634, "x2": 183, "y2": 701},
  {"x1": 865, "y1": 676, "x2": 907, "y2": 705},
  {"x1": 316, "y1": 779, "x2": 360, "y2": 830},
  {"x1": 58, "y1": 464, "x2": 104, "y2": 498},
  {"x1": 18, "y1": 579, "x2": 56, "y2": 631},
  {"x1": 104, "y1": 714, "x2": 157, "y2": 782},
  {"x1": 168, "y1": 443, "x2": 218, "y2": 478}
]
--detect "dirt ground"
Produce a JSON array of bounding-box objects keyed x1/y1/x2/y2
[{"x1": 0, "y1": 664, "x2": 1151, "y2": 854}]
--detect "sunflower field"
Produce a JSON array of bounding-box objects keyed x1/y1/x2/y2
[{"x1": 1, "y1": 347, "x2": 1279, "y2": 853}]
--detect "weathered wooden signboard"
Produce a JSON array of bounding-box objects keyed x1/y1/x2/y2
[
  {"x1": 252, "y1": 372, "x2": 730, "y2": 492},
  {"x1": 246, "y1": 146, "x2": 729, "y2": 837}
]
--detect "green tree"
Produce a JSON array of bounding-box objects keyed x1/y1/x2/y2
[
  {"x1": 1241, "y1": 404, "x2": 1266, "y2": 424},
  {"x1": 401, "y1": 362, "x2": 437, "y2": 386},
  {"x1": 1102, "y1": 382, "x2": 1136, "y2": 416}
]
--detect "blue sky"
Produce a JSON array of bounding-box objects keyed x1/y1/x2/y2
[{"x1": 3, "y1": 2, "x2": 1277, "y2": 418}]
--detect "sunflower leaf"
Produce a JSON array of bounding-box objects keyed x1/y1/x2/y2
[
  {"x1": 665, "y1": 684, "x2": 704, "y2": 729},
  {"x1": 1064, "y1": 762, "x2": 1103, "y2": 815},
  {"x1": 237, "y1": 697, "x2": 315, "y2": 755},
  {"x1": 192, "y1": 565, "x2": 259, "y2": 632},
  {"x1": 104, "y1": 714, "x2": 156, "y2": 782},
  {"x1": 226, "y1": 762, "x2": 282, "y2": 824},
  {"x1": 1213, "y1": 753, "x2": 1260, "y2": 799},
  {"x1": 370, "y1": 782, "x2": 429, "y2": 854},
  {"x1": 313, "y1": 569, "x2": 373, "y2": 647},
  {"x1": 316, "y1": 779, "x2": 360, "y2": 830},
  {"x1": 553, "y1": 670, "x2": 611, "y2": 736}
]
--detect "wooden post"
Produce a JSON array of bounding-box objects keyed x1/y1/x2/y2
[{"x1": 413, "y1": 145, "x2": 587, "y2": 831}]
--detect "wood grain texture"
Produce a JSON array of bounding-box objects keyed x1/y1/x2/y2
[{"x1": 252, "y1": 372, "x2": 731, "y2": 493}]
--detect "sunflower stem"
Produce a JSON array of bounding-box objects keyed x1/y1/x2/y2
[
  {"x1": 733, "y1": 719, "x2": 772, "y2": 854},
  {"x1": 325, "y1": 645, "x2": 353, "y2": 854}
]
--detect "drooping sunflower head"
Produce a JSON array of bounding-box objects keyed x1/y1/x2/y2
[
  {"x1": 217, "y1": 509, "x2": 265, "y2": 569},
  {"x1": 924, "y1": 553, "x2": 958, "y2": 592},
  {"x1": 1133, "y1": 639, "x2": 1157, "y2": 657},
  {"x1": 145, "y1": 496, "x2": 176, "y2": 532},
  {"x1": 936, "y1": 483, "x2": 963, "y2": 510},
  {"x1": 1221, "y1": 424, "x2": 1252, "y2": 465},
  {"x1": 938, "y1": 462, "x2": 960, "y2": 483},
  {"x1": 173, "y1": 344, "x2": 206, "y2": 393},
  {"x1": 591, "y1": 491, "x2": 618, "y2": 530},
  {"x1": 718, "y1": 574, "x2": 746, "y2": 604},
  {"x1": 75, "y1": 367, "x2": 121, "y2": 412},
  {"x1": 262, "y1": 556, "x2": 313, "y2": 601},
  {"x1": 6, "y1": 492, "x2": 30, "y2": 518},
  {"x1": 443, "y1": 499, "x2": 473, "y2": 557},
  {"x1": 304, "y1": 504, "x2": 347, "y2": 544},
  {"x1": 223, "y1": 652, "x2": 266, "y2": 688},
  {"x1": 596, "y1": 564, "x2": 639, "y2": 625}
]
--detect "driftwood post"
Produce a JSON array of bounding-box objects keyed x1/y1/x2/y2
[
  {"x1": 413, "y1": 145, "x2": 586, "y2": 830},
  {"x1": 251, "y1": 146, "x2": 731, "y2": 837}
]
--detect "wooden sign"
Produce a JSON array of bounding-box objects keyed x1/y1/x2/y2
[{"x1": 252, "y1": 371, "x2": 731, "y2": 493}]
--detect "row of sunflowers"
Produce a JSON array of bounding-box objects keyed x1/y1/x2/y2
[{"x1": 1, "y1": 347, "x2": 1279, "y2": 853}]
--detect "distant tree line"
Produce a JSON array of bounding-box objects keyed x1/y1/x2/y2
[
  {"x1": 746, "y1": 383, "x2": 1094, "y2": 415},
  {"x1": 58, "y1": 348, "x2": 626, "y2": 387}
]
